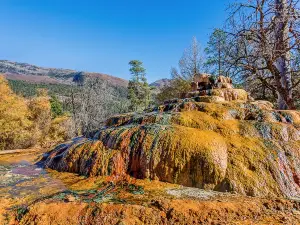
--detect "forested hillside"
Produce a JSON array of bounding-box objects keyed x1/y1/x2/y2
[
  {"x1": 8, "y1": 80, "x2": 79, "y2": 97},
  {"x1": 7, "y1": 79, "x2": 127, "y2": 99}
]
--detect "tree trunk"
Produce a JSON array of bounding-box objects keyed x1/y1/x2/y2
[
  {"x1": 218, "y1": 40, "x2": 221, "y2": 76},
  {"x1": 70, "y1": 88, "x2": 79, "y2": 136},
  {"x1": 274, "y1": 0, "x2": 295, "y2": 109}
]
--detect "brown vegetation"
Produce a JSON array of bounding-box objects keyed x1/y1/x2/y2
[{"x1": 0, "y1": 75, "x2": 71, "y2": 150}]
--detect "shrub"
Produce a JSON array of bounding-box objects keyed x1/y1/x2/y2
[
  {"x1": 0, "y1": 76, "x2": 33, "y2": 150},
  {"x1": 50, "y1": 95, "x2": 64, "y2": 118},
  {"x1": 0, "y1": 75, "x2": 72, "y2": 150}
]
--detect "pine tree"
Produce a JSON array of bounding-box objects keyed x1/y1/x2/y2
[
  {"x1": 50, "y1": 95, "x2": 64, "y2": 118},
  {"x1": 127, "y1": 60, "x2": 150, "y2": 111},
  {"x1": 205, "y1": 29, "x2": 228, "y2": 77}
]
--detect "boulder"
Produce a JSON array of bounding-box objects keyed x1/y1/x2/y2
[
  {"x1": 194, "y1": 73, "x2": 211, "y2": 83},
  {"x1": 211, "y1": 88, "x2": 249, "y2": 101},
  {"x1": 216, "y1": 76, "x2": 233, "y2": 89}
]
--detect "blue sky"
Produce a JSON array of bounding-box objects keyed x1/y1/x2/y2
[{"x1": 0, "y1": 0, "x2": 232, "y2": 82}]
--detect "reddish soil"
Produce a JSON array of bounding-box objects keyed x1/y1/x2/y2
[
  {"x1": 16, "y1": 194, "x2": 300, "y2": 225},
  {"x1": 1, "y1": 150, "x2": 300, "y2": 225}
]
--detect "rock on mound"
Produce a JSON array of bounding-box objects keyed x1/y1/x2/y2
[{"x1": 41, "y1": 98, "x2": 300, "y2": 198}]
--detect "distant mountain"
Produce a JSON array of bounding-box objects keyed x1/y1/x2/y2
[
  {"x1": 0, "y1": 60, "x2": 128, "y2": 87},
  {"x1": 150, "y1": 78, "x2": 171, "y2": 89},
  {"x1": 0, "y1": 60, "x2": 173, "y2": 98}
]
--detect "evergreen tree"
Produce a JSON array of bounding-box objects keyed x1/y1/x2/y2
[
  {"x1": 127, "y1": 60, "x2": 150, "y2": 111},
  {"x1": 205, "y1": 29, "x2": 228, "y2": 77},
  {"x1": 50, "y1": 95, "x2": 64, "y2": 118},
  {"x1": 72, "y1": 72, "x2": 85, "y2": 86}
]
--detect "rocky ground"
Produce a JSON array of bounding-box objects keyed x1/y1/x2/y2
[{"x1": 1, "y1": 149, "x2": 300, "y2": 225}]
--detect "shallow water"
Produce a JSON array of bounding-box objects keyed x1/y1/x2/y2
[{"x1": 0, "y1": 153, "x2": 66, "y2": 200}]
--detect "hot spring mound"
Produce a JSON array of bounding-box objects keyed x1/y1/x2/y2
[{"x1": 41, "y1": 98, "x2": 300, "y2": 198}]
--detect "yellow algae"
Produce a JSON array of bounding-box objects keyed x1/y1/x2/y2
[
  {"x1": 223, "y1": 135, "x2": 283, "y2": 196},
  {"x1": 172, "y1": 110, "x2": 241, "y2": 137},
  {"x1": 193, "y1": 101, "x2": 242, "y2": 120},
  {"x1": 198, "y1": 96, "x2": 225, "y2": 103},
  {"x1": 217, "y1": 119, "x2": 240, "y2": 136},
  {"x1": 172, "y1": 111, "x2": 219, "y2": 130},
  {"x1": 154, "y1": 125, "x2": 228, "y2": 187}
]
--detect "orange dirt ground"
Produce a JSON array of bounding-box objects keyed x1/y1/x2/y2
[{"x1": 1, "y1": 150, "x2": 300, "y2": 225}]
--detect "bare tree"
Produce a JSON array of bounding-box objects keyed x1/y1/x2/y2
[
  {"x1": 173, "y1": 37, "x2": 204, "y2": 81},
  {"x1": 155, "y1": 37, "x2": 205, "y2": 103},
  {"x1": 225, "y1": 0, "x2": 300, "y2": 109},
  {"x1": 70, "y1": 78, "x2": 129, "y2": 136}
]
